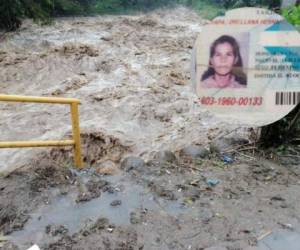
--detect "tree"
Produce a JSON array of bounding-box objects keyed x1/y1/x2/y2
[{"x1": 0, "y1": 0, "x2": 52, "y2": 31}]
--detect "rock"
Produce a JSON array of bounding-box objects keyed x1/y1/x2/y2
[
  {"x1": 210, "y1": 137, "x2": 249, "y2": 154},
  {"x1": 76, "y1": 192, "x2": 95, "y2": 203},
  {"x1": 153, "y1": 150, "x2": 177, "y2": 164},
  {"x1": 180, "y1": 145, "x2": 209, "y2": 159},
  {"x1": 206, "y1": 179, "x2": 220, "y2": 187},
  {"x1": 210, "y1": 138, "x2": 232, "y2": 153},
  {"x1": 110, "y1": 200, "x2": 122, "y2": 207},
  {"x1": 91, "y1": 217, "x2": 109, "y2": 232},
  {"x1": 130, "y1": 212, "x2": 140, "y2": 224},
  {"x1": 270, "y1": 195, "x2": 285, "y2": 201},
  {"x1": 76, "y1": 179, "x2": 109, "y2": 203},
  {"x1": 86, "y1": 179, "x2": 109, "y2": 194},
  {"x1": 96, "y1": 161, "x2": 119, "y2": 175},
  {"x1": 103, "y1": 185, "x2": 115, "y2": 194},
  {"x1": 121, "y1": 156, "x2": 145, "y2": 172},
  {"x1": 59, "y1": 186, "x2": 69, "y2": 195},
  {"x1": 169, "y1": 71, "x2": 186, "y2": 85},
  {"x1": 45, "y1": 225, "x2": 68, "y2": 236},
  {"x1": 149, "y1": 183, "x2": 177, "y2": 200},
  {"x1": 45, "y1": 225, "x2": 51, "y2": 234},
  {"x1": 173, "y1": 100, "x2": 189, "y2": 114},
  {"x1": 101, "y1": 36, "x2": 113, "y2": 41},
  {"x1": 138, "y1": 18, "x2": 157, "y2": 27},
  {"x1": 154, "y1": 108, "x2": 171, "y2": 122}
]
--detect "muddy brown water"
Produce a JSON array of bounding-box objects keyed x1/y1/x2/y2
[
  {"x1": 10, "y1": 173, "x2": 192, "y2": 249},
  {"x1": 0, "y1": 6, "x2": 220, "y2": 174}
]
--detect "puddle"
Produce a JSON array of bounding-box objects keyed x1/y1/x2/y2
[
  {"x1": 11, "y1": 172, "x2": 191, "y2": 249},
  {"x1": 258, "y1": 227, "x2": 300, "y2": 250}
]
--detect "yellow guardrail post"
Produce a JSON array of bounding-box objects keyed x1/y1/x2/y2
[
  {"x1": 0, "y1": 94, "x2": 83, "y2": 168},
  {"x1": 70, "y1": 102, "x2": 83, "y2": 168}
]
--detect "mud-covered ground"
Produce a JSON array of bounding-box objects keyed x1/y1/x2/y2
[
  {"x1": 0, "y1": 7, "x2": 300, "y2": 250},
  {"x1": 1, "y1": 138, "x2": 300, "y2": 250}
]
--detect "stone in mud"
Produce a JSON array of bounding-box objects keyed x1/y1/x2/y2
[
  {"x1": 96, "y1": 160, "x2": 119, "y2": 175},
  {"x1": 210, "y1": 138, "x2": 232, "y2": 154},
  {"x1": 169, "y1": 71, "x2": 186, "y2": 85},
  {"x1": 149, "y1": 183, "x2": 177, "y2": 200},
  {"x1": 121, "y1": 156, "x2": 145, "y2": 172},
  {"x1": 86, "y1": 179, "x2": 109, "y2": 194},
  {"x1": 173, "y1": 100, "x2": 189, "y2": 114},
  {"x1": 180, "y1": 145, "x2": 209, "y2": 159},
  {"x1": 153, "y1": 150, "x2": 177, "y2": 164},
  {"x1": 101, "y1": 36, "x2": 113, "y2": 42},
  {"x1": 76, "y1": 179, "x2": 109, "y2": 203},
  {"x1": 130, "y1": 212, "x2": 140, "y2": 224},
  {"x1": 270, "y1": 195, "x2": 285, "y2": 201},
  {"x1": 102, "y1": 185, "x2": 115, "y2": 194},
  {"x1": 110, "y1": 200, "x2": 122, "y2": 207},
  {"x1": 138, "y1": 18, "x2": 158, "y2": 27},
  {"x1": 90, "y1": 217, "x2": 109, "y2": 232},
  {"x1": 45, "y1": 224, "x2": 69, "y2": 236},
  {"x1": 76, "y1": 192, "x2": 95, "y2": 203},
  {"x1": 209, "y1": 137, "x2": 248, "y2": 154},
  {"x1": 59, "y1": 186, "x2": 69, "y2": 195}
]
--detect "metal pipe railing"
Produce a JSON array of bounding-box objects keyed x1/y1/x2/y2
[{"x1": 0, "y1": 94, "x2": 83, "y2": 168}]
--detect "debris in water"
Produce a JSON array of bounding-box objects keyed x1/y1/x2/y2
[
  {"x1": 110, "y1": 200, "x2": 122, "y2": 207},
  {"x1": 257, "y1": 230, "x2": 272, "y2": 241},
  {"x1": 206, "y1": 179, "x2": 220, "y2": 187},
  {"x1": 221, "y1": 155, "x2": 233, "y2": 164}
]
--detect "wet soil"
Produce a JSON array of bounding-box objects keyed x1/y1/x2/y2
[{"x1": 1, "y1": 143, "x2": 300, "y2": 249}]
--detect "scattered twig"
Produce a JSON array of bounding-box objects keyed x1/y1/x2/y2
[
  {"x1": 186, "y1": 165, "x2": 203, "y2": 172},
  {"x1": 224, "y1": 145, "x2": 257, "y2": 154},
  {"x1": 211, "y1": 128, "x2": 240, "y2": 142},
  {"x1": 257, "y1": 230, "x2": 272, "y2": 241},
  {"x1": 181, "y1": 230, "x2": 202, "y2": 240},
  {"x1": 236, "y1": 151, "x2": 256, "y2": 160}
]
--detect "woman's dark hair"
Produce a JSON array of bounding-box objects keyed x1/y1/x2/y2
[{"x1": 201, "y1": 35, "x2": 247, "y2": 85}]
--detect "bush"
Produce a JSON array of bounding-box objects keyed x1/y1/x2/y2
[
  {"x1": 0, "y1": 0, "x2": 55, "y2": 31},
  {"x1": 210, "y1": 0, "x2": 280, "y2": 9},
  {"x1": 0, "y1": 0, "x2": 23, "y2": 31},
  {"x1": 282, "y1": 4, "x2": 300, "y2": 26}
]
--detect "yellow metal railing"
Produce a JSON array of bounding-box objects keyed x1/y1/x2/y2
[{"x1": 0, "y1": 94, "x2": 83, "y2": 168}]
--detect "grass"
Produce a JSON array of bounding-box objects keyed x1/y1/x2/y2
[
  {"x1": 92, "y1": 0, "x2": 225, "y2": 20},
  {"x1": 191, "y1": 1, "x2": 226, "y2": 20}
]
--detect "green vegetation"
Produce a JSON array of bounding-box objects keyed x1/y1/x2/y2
[
  {"x1": 0, "y1": 0, "x2": 283, "y2": 31},
  {"x1": 282, "y1": 4, "x2": 300, "y2": 27},
  {"x1": 0, "y1": 0, "x2": 93, "y2": 31},
  {"x1": 260, "y1": 105, "x2": 300, "y2": 147},
  {"x1": 183, "y1": 1, "x2": 226, "y2": 20}
]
